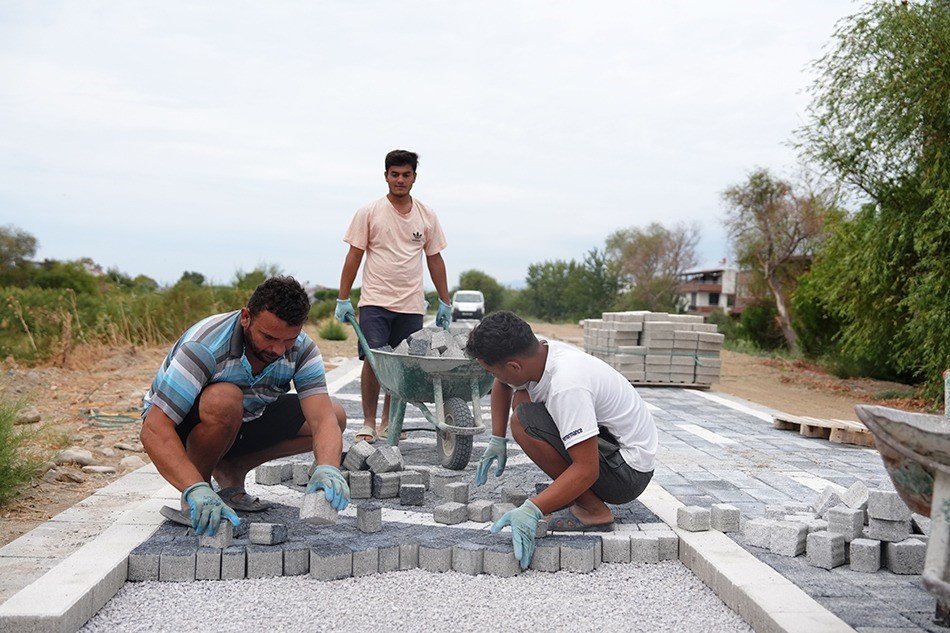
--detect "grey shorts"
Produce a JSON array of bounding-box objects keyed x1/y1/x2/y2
[{"x1": 516, "y1": 402, "x2": 653, "y2": 505}]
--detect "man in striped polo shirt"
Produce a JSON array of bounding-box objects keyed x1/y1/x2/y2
[{"x1": 141, "y1": 276, "x2": 349, "y2": 535}]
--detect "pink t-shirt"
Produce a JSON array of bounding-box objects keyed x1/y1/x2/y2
[{"x1": 343, "y1": 196, "x2": 447, "y2": 314}]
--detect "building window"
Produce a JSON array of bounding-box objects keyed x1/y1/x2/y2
[
  {"x1": 727, "y1": 294, "x2": 735, "y2": 307},
  {"x1": 708, "y1": 292, "x2": 720, "y2": 306}
]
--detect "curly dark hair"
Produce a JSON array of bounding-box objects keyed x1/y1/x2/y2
[
  {"x1": 385, "y1": 149, "x2": 419, "y2": 171},
  {"x1": 464, "y1": 311, "x2": 539, "y2": 366},
  {"x1": 247, "y1": 276, "x2": 310, "y2": 326}
]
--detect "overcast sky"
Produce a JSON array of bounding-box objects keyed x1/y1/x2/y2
[{"x1": 0, "y1": 1, "x2": 861, "y2": 290}]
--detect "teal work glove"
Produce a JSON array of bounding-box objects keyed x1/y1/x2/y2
[
  {"x1": 182, "y1": 482, "x2": 240, "y2": 536},
  {"x1": 474, "y1": 435, "x2": 509, "y2": 486},
  {"x1": 306, "y1": 465, "x2": 350, "y2": 511},
  {"x1": 334, "y1": 298, "x2": 355, "y2": 323},
  {"x1": 435, "y1": 299, "x2": 452, "y2": 330},
  {"x1": 491, "y1": 499, "x2": 543, "y2": 569}
]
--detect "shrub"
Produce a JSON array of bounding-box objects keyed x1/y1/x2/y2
[
  {"x1": 0, "y1": 398, "x2": 45, "y2": 506},
  {"x1": 318, "y1": 320, "x2": 348, "y2": 341}
]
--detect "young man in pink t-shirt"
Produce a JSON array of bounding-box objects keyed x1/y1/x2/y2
[{"x1": 334, "y1": 149, "x2": 452, "y2": 443}]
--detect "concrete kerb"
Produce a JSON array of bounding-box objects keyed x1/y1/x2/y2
[{"x1": 637, "y1": 482, "x2": 856, "y2": 633}]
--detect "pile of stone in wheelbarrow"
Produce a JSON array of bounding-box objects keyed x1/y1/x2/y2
[{"x1": 375, "y1": 325, "x2": 471, "y2": 359}]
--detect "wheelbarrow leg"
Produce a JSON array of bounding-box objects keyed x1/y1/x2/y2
[{"x1": 386, "y1": 396, "x2": 407, "y2": 446}]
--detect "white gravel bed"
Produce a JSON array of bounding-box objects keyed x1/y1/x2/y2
[{"x1": 82, "y1": 562, "x2": 752, "y2": 632}]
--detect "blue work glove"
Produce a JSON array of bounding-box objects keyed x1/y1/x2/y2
[
  {"x1": 491, "y1": 499, "x2": 543, "y2": 569},
  {"x1": 474, "y1": 435, "x2": 509, "y2": 486},
  {"x1": 334, "y1": 298, "x2": 355, "y2": 324},
  {"x1": 182, "y1": 482, "x2": 240, "y2": 536},
  {"x1": 306, "y1": 465, "x2": 350, "y2": 511},
  {"x1": 435, "y1": 299, "x2": 452, "y2": 330}
]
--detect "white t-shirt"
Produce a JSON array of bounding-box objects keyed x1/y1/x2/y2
[
  {"x1": 525, "y1": 340, "x2": 657, "y2": 472},
  {"x1": 343, "y1": 196, "x2": 447, "y2": 314}
]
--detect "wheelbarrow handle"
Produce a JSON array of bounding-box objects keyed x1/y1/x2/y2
[{"x1": 345, "y1": 315, "x2": 377, "y2": 368}]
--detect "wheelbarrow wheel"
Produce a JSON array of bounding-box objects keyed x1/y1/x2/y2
[{"x1": 437, "y1": 397, "x2": 474, "y2": 470}]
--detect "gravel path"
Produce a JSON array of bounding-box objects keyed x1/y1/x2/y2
[{"x1": 81, "y1": 563, "x2": 752, "y2": 633}]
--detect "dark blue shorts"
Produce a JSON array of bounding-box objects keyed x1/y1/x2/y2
[
  {"x1": 516, "y1": 402, "x2": 653, "y2": 505},
  {"x1": 357, "y1": 306, "x2": 423, "y2": 360},
  {"x1": 176, "y1": 393, "x2": 305, "y2": 457}
]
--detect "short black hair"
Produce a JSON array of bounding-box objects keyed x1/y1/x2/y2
[
  {"x1": 247, "y1": 276, "x2": 310, "y2": 326},
  {"x1": 464, "y1": 311, "x2": 539, "y2": 366},
  {"x1": 385, "y1": 149, "x2": 419, "y2": 171}
]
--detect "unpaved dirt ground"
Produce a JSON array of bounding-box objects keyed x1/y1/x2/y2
[{"x1": 0, "y1": 320, "x2": 930, "y2": 548}]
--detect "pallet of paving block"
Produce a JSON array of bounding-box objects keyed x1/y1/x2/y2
[{"x1": 771, "y1": 413, "x2": 875, "y2": 447}]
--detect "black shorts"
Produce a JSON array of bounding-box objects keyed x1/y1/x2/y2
[
  {"x1": 176, "y1": 392, "x2": 305, "y2": 457},
  {"x1": 516, "y1": 402, "x2": 653, "y2": 505},
  {"x1": 357, "y1": 306, "x2": 423, "y2": 360}
]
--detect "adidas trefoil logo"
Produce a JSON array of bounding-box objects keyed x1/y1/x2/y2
[{"x1": 412, "y1": 231, "x2": 423, "y2": 242}]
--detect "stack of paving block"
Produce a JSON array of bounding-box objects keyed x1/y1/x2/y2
[
  {"x1": 376, "y1": 326, "x2": 470, "y2": 359},
  {"x1": 581, "y1": 311, "x2": 724, "y2": 387},
  {"x1": 739, "y1": 480, "x2": 929, "y2": 575}
]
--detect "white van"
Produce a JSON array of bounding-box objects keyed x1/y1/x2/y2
[{"x1": 451, "y1": 290, "x2": 485, "y2": 320}]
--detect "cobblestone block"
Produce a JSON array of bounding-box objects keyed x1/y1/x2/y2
[
  {"x1": 249, "y1": 522, "x2": 288, "y2": 545},
  {"x1": 783, "y1": 501, "x2": 812, "y2": 515},
  {"x1": 343, "y1": 440, "x2": 376, "y2": 471},
  {"x1": 827, "y1": 506, "x2": 865, "y2": 542},
  {"x1": 292, "y1": 462, "x2": 312, "y2": 486},
  {"x1": 535, "y1": 481, "x2": 552, "y2": 494},
  {"x1": 366, "y1": 445, "x2": 404, "y2": 473},
  {"x1": 491, "y1": 503, "x2": 515, "y2": 522},
  {"x1": 656, "y1": 531, "x2": 679, "y2": 561},
  {"x1": 282, "y1": 542, "x2": 310, "y2": 576},
  {"x1": 743, "y1": 518, "x2": 774, "y2": 548},
  {"x1": 400, "y1": 470, "x2": 424, "y2": 487},
  {"x1": 197, "y1": 521, "x2": 233, "y2": 549},
  {"x1": 710, "y1": 504, "x2": 740, "y2": 532},
  {"x1": 310, "y1": 544, "x2": 353, "y2": 581},
  {"x1": 378, "y1": 543, "x2": 400, "y2": 573},
  {"x1": 434, "y1": 501, "x2": 468, "y2": 525},
  {"x1": 443, "y1": 482, "x2": 470, "y2": 504},
  {"x1": 560, "y1": 537, "x2": 598, "y2": 573},
  {"x1": 221, "y1": 545, "x2": 246, "y2": 579},
  {"x1": 407, "y1": 467, "x2": 431, "y2": 490},
  {"x1": 357, "y1": 502, "x2": 383, "y2": 533},
  {"x1": 430, "y1": 471, "x2": 465, "y2": 497},
  {"x1": 399, "y1": 542, "x2": 419, "y2": 570},
  {"x1": 254, "y1": 462, "x2": 286, "y2": 485},
  {"x1": 247, "y1": 544, "x2": 283, "y2": 578},
  {"x1": 484, "y1": 544, "x2": 521, "y2": 577},
  {"x1": 399, "y1": 483, "x2": 425, "y2": 506},
  {"x1": 630, "y1": 532, "x2": 660, "y2": 563},
  {"x1": 812, "y1": 486, "x2": 844, "y2": 517},
  {"x1": 912, "y1": 513, "x2": 931, "y2": 536},
  {"x1": 536, "y1": 519, "x2": 548, "y2": 538},
  {"x1": 885, "y1": 538, "x2": 927, "y2": 574},
  {"x1": 195, "y1": 547, "x2": 221, "y2": 580},
  {"x1": 127, "y1": 542, "x2": 161, "y2": 582},
  {"x1": 677, "y1": 505, "x2": 711, "y2": 532},
  {"x1": 452, "y1": 543, "x2": 485, "y2": 575},
  {"x1": 300, "y1": 493, "x2": 339, "y2": 525},
  {"x1": 351, "y1": 545, "x2": 379, "y2": 577},
  {"x1": 868, "y1": 489, "x2": 912, "y2": 521},
  {"x1": 849, "y1": 538, "x2": 882, "y2": 573},
  {"x1": 530, "y1": 540, "x2": 560, "y2": 572},
  {"x1": 501, "y1": 487, "x2": 529, "y2": 506},
  {"x1": 866, "y1": 517, "x2": 912, "y2": 542},
  {"x1": 806, "y1": 531, "x2": 846, "y2": 569},
  {"x1": 783, "y1": 516, "x2": 828, "y2": 533},
  {"x1": 372, "y1": 472, "x2": 401, "y2": 498},
  {"x1": 468, "y1": 499, "x2": 493, "y2": 522},
  {"x1": 840, "y1": 480, "x2": 870, "y2": 511},
  {"x1": 764, "y1": 504, "x2": 787, "y2": 520},
  {"x1": 419, "y1": 541, "x2": 453, "y2": 572},
  {"x1": 601, "y1": 533, "x2": 631, "y2": 563},
  {"x1": 160, "y1": 545, "x2": 196, "y2": 582},
  {"x1": 770, "y1": 521, "x2": 807, "y2": 557},
  {"x1": 349, "y1": 471, "x2": 372, "y2": 499}
]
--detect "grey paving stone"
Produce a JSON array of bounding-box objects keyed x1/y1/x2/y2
[
  {"x1": 868, "y1": 490, "x2": 913, "y2": 521},
  {"x1": 351, "y1": 545, "x2": 379, "y2": 577},
  {"x1": 443, "y1": 481, "x2": 470, "y2": 504},
  {"x1": 378, "y1": 543, "x2": 400, "y2": 573},
  {"x1": 601, "y1": 533, "x2": 631, "y2": 563},
  {"x1": 491, "y1": 503, "x2": 515, "y2": 522},
  {"x1": 282, "y1": 542, "x2": 310, "y2": 576},
  {"x1": 630, "y1": 532, "x2": 660, "y2": 563},
  {"x1": 246, "y1": 544, "x2": 283, "y2": 578},
  {"x1": 656, "y1": 531, "x2": 679, "y2": 561},
  {"x1": 221, "y1": 545, "x2": 246, "y2": 580},
  {"x1": 127, "y1": 543, "x2": 160, "y2": 582},
  {"x1": 159, "y1": 545, "x2": 196, "y2": 582},
  {"x1": 195, "y1": 547, "x2": 221, "y2": 580},
  {"x1": 812, "y1": 486, "x2": 845, "y2": 517},
  {"x1": 430, "y1": 471, "x2": 465, "y2": 497},
  {"x1": 468, "y1": 499, "x2": 493, "y2": 522},
  {"x1": 400, "y1": 470, "x2": 424, "y2": 487},
  {"x1": 198, "y1": 521, "x2": 233, "y2": 549},
  {"x1": 912, "y1": 513, "x2": 931, "y2": 536},
  {"x1": 249, "y1": 522, "x2": 288, "y2": 545},
  {"x1": 366, "y1": 445, "x2": 403, "y2": 473},
  {"x1": 349, "y1": 471, "x2": 372, "y2": 499},
  {"x1": 770, "y1": 521, "x2": 807, "y2": 557},
  {"x1": 343, "y1": 440, "x2": 376, "y2": 471},
  {"x1": 529, "y1": 540, "x2": 560, "y2": 572},
  {"x1": 399, "y1": 542, "x2": 419, "y2": 570},
  {"x1": 357, "y1": 502, "x2": 382, "y2": 533},
  {"x1": 292, "y1": 461, "x2": 312, "y2": 486},
  {"x1": 828, "y1": 506, "x2": 865, "y2": 542},
  {"x1": 310, "y1": 544, "x2": 353, "y2": 581},
  {"x1": 452, "y1": 542, "x2": 485, "y2": 575},
  {"x1": 418, "y1": 541, "x2": 453, "y2": 572},
  {"x1": 560, "y1": 537, "x2": 598, "y2": 573},
  {"x1": 399, "y1": 483, "x2": 425, "y2": 506},
  {"x1": 300, "y1": 493, "x2": 339, "y2": 525},
  {"x1": 434, "y1": 501, "x2": 468, "y2": 525},
  {"x1": 484, "y1": 543, "x2": 522, "y2": 577},
  {"x1": 676, "y1": 505, "x2": 710, "y2": 532},
  {"x1": 884, "y1": 538, "x2": 926, "y2": 574},
  {"x1": 372, "y1": 472, "x2": 401, "y2": 498},
  {"x1": 866, "y1": 517, "x2": 912, "y2": 542},
  {"x1": 501, "y1": 487, "x2": 529, "y2": 506},
  {"x1": 848, "y1": 539, "x2": 883, "y2": 574},
  {"x1": 710, "y1": 503, "x2": 740, "y2": 532},
  {"x1": 806, "y1": 531, "x2": 846, "y2": 569},
  {"x1": 840, "y1": 480, "x2": 870, "y2": 511}
]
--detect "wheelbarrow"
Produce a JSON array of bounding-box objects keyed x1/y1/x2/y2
[
  {"x1": 855, "y1": 400, "x2": 950, "y2": 627},
  {"x1": 347, "y1": 317, "x2": 492, "y2": 470}
]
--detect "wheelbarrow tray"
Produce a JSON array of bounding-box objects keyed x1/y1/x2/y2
[{"x1": 369, "y1": 350, "x2": 494, "y2": 404}]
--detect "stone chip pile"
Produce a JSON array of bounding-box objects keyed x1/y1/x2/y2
[{"x1": 376, "y1": 325, "x2": 471, "y2": 359}]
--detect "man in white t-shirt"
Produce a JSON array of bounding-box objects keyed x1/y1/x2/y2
[
  {"x1": 465, "y1": 311, "x2": 657, "y2": 569},
  {"x1": 334, "y1": 149, "x2": 452, "y2": 444}
]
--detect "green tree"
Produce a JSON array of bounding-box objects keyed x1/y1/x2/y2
[
  {"x1": 456, "y1": 270, "x2": 504, "y2": 313},
  {"x1": 721, "y1": 169, "x2": 838, "y2": 354},
  {"x1": 234, "y1": 263, "x2": 283, "y2": 290},
  {"x1": 796, "y1": 0, "x2": 950, "y2": 396},
  {"x1": 33, "y1": 260, "x2": 99, "y2": 295},
  {"x1": 0, "y1": 225, "x2": 38, "y2": 287},
  {"x1": 177, "y1": 271, "x2": 205, "y2": 286},
  {"x1": 605, "y1": 222, "x2": 698, "y2": 312},
  {"x1": 521, "y1": 249, "x2": 621, "y2": 322}
]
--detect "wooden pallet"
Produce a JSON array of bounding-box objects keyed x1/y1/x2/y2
[{"x1": 772, "y1": 413, "x2": 876, "y2": 448}]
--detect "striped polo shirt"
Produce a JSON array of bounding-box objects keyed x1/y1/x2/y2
[{"x1": 143, "y1": 310, "x2": 327, "y2": 424}]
